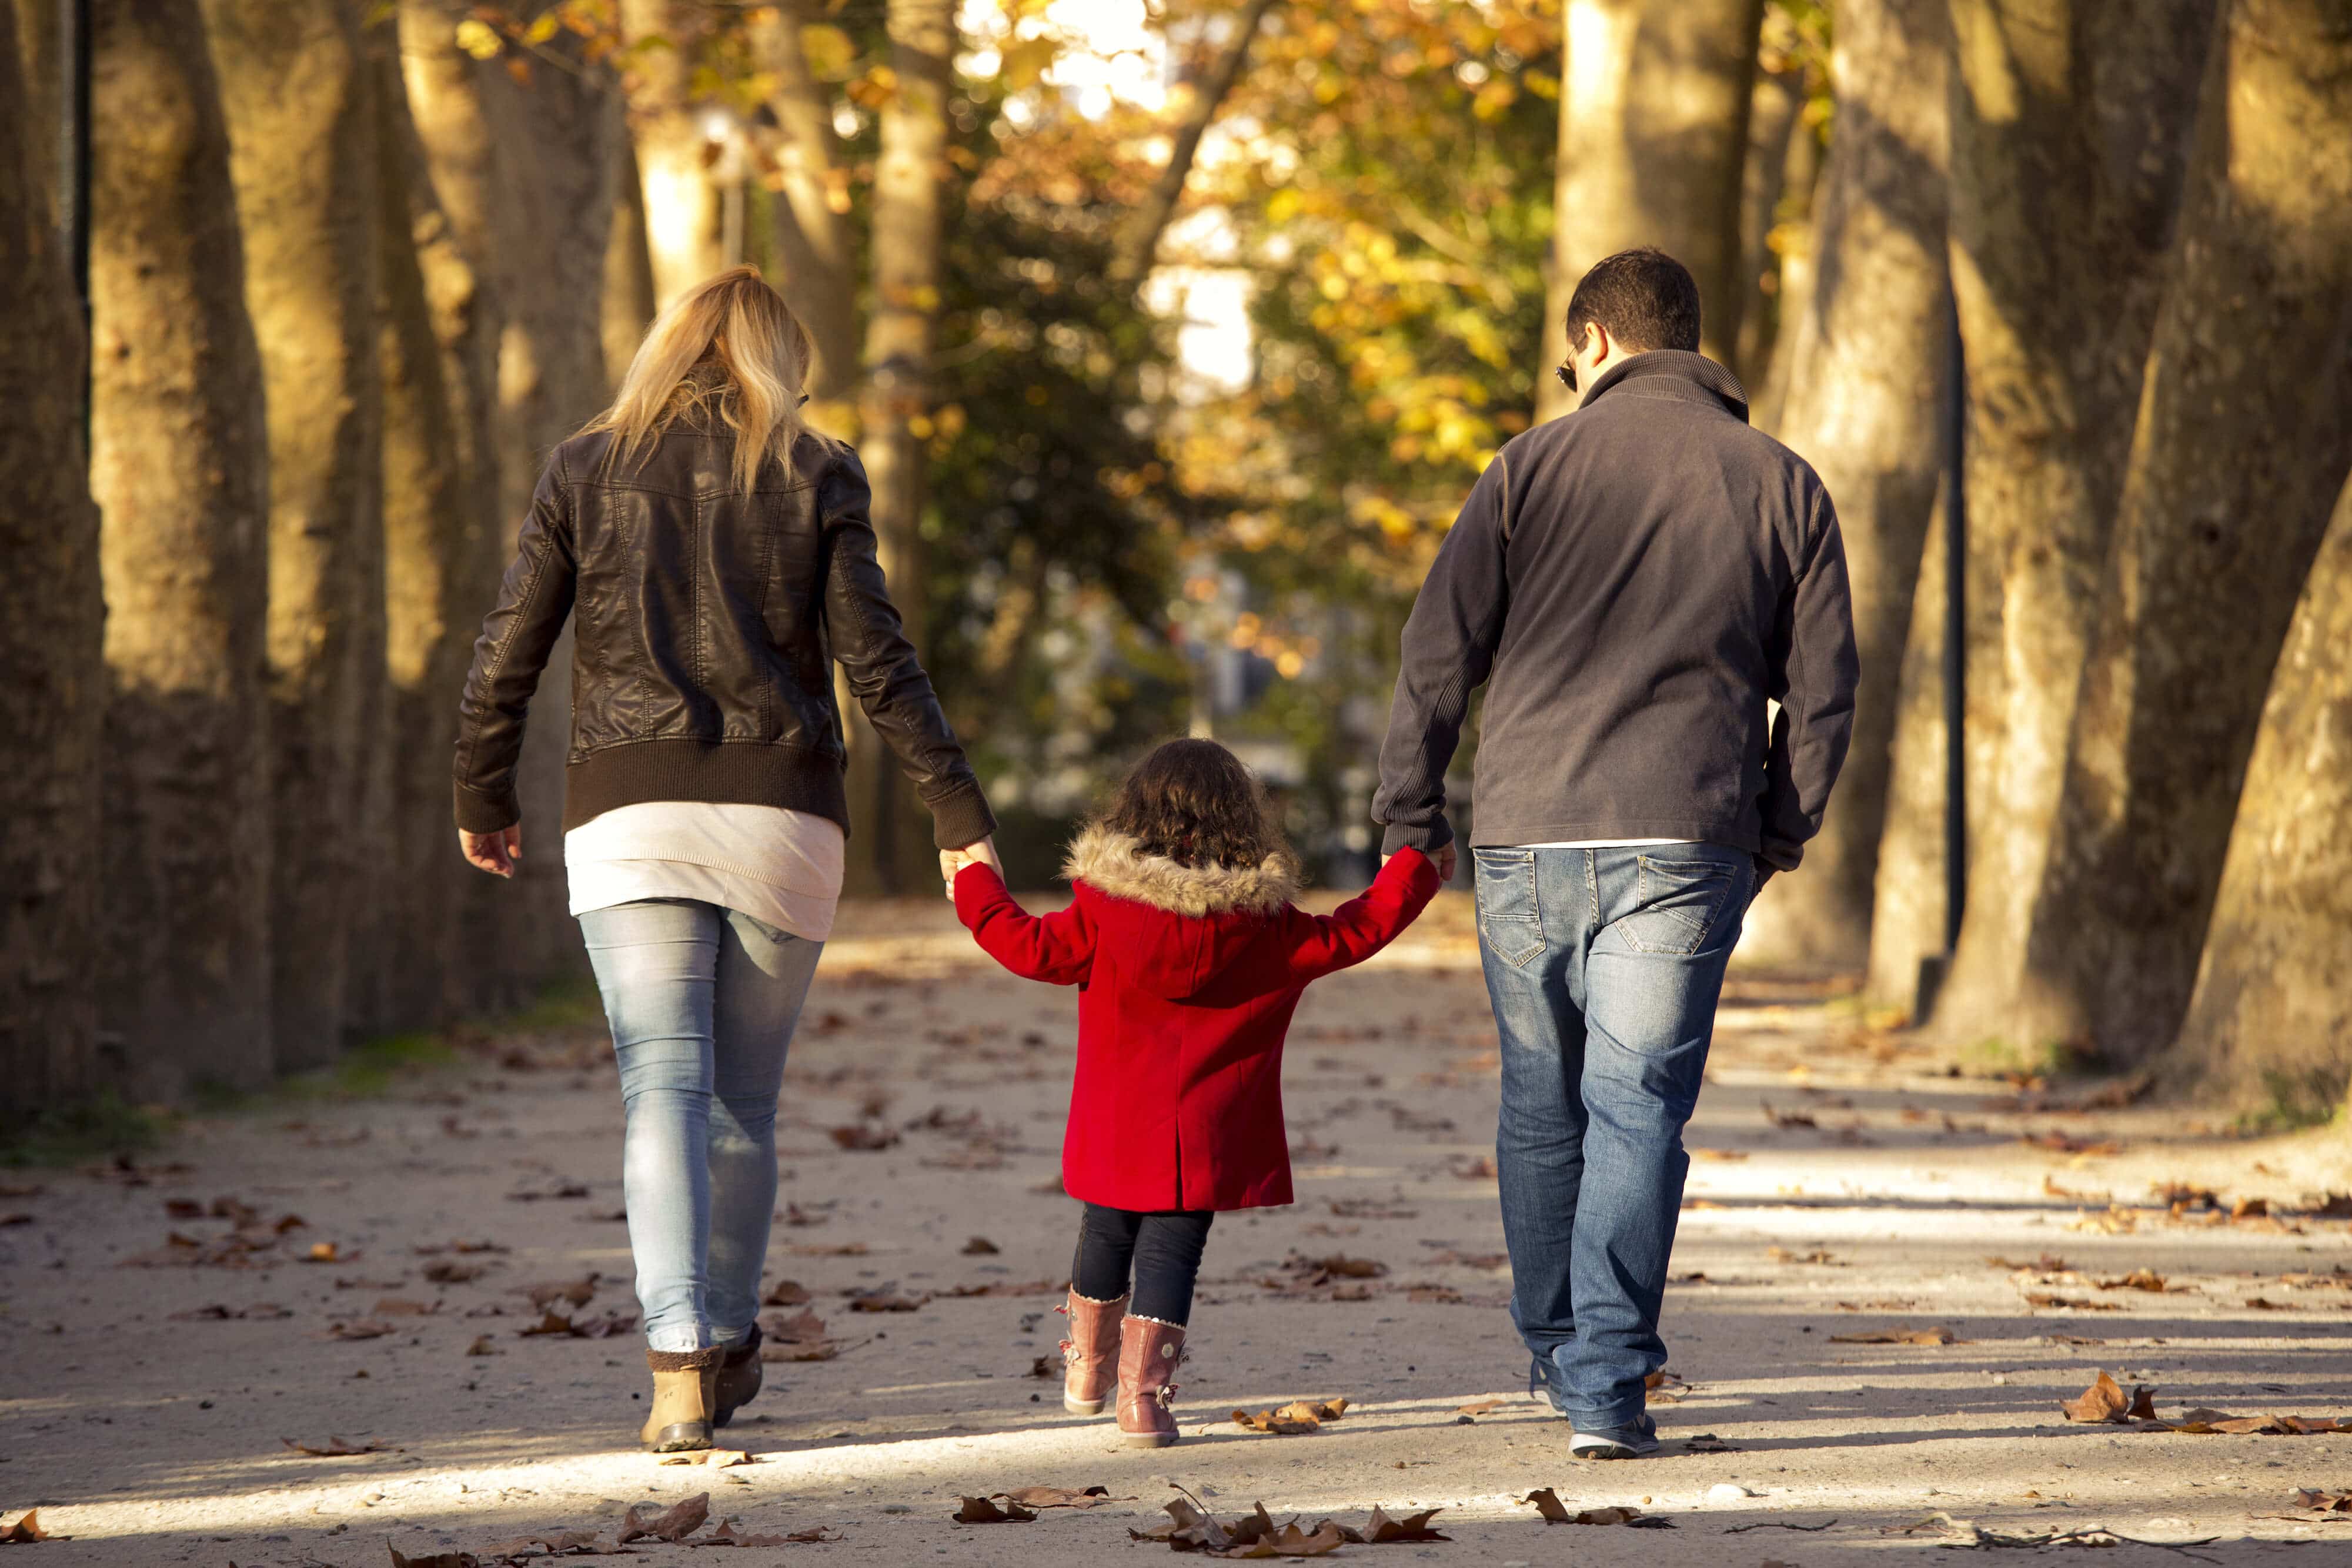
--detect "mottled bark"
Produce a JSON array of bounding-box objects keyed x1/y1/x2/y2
[
  {"x1": 756, "y1": 0, "x2": 858, "y2": 405},
  {"x1": 360, "y1": 37, "x2": 469, "y2": 1034},
  {"x1": 9, "y1": 0, "x2": 60, "y2": 227},
  {"x1": 848, "y1": 0, "x2": 957, "y2": 895},
  {"x1": 1926, "y1": 0, "x2": 2214, "y2": 1056},
  {"x1": 1734, "y1": 62, "x2": 1802, "y2": 392},
  {"x1": 603, "y1": 130, "x2": 656, "y2": 395},
  {"x1": 1537, "y1": 0, "x2": 1765, "y2": 420},
  {"x1": 402, "y1": 2, "x2": 617, "y2": 991},
  {"x1": 2166, "y1": 474, "x2": 2352, "y2": 1120},
  {"x1": 202, "y1": 0, "x2": 382, "y2": 1071},
  {"x1": 1736, "y1": 0, "x2": 1950, "y2": 969},
  {"x1": 621, "y1": 0, "x2": 725, "y2": 307},
  {"x1": 1108, "y1": 0, "x2": 1279, "y2": 289},
  {"x1": 0, "y1": 0, "x2": 105, "y2": 1106},
  {"x1": 91, "y1": 0, "x2": 274, "y2": 1097},
  {"x1": 2010, "y1": 0, "x2": 2352, "y2": 1066}
]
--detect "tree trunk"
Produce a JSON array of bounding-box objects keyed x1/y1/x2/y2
[
  {"x1": 1733, "y1": 62, "x2": 1802, "y2": 392},
  {"x1": 1107, "y1": 0, "x2": 1279, "y2": 290},
  {"x1": 622, "y1": 0, "x2": 726, "y2": 307},
  {"x1": 1752, "y1": 99, "x2": 1825, "y2": 434},
  {"x1": 1536, "y1": 0, "x2": 1765, "y2": 422},
  {"x1": 361, "y1": 35, "x2": 470, "y2": 1035},
  {"x1": 9, "y1": 0, "x2": 60, "y2": 226},
  {"x1": 2010, "y1": 0, "x2": 2352, "y2": 1068},
  {"x1": 402, "y1": 2, "x2": 617, "y2": 993},
  {"x1": 2165, "y1": 472, "x2": 2352, "y2": 1120},
  {"x1": 201, "y1": 0, "x2": 383, "y2": 1071},
  {"x1": 757, "y1": 0, "x2": 859, "y2": 406},
  {"x1": 1924, "y1": 0, "x2": 2214, "y2": 1059},
  {"x1": 603, "y1": 130, "x2": 657, "y2": 395},
  {"x1": 90, "y1": 0, "x2": 275, "y2": 1098},
  {"x1": 0, "y1": 0, "x2": 105, "y2": 1108},
  {"x1": 395, "y1": 2, "x2": 526, "y2": 1012},
  {"x1": 848, "y1": 0, "x2": 956, "y2": 895},
  {"x1": 1733, "y1": 0, "x2": 1950, "y2": 969}
]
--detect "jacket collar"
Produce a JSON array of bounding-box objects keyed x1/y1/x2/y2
[
  {"x1": 1579, "y1": 350, "x2": 1749, "y2": 423},
  {"x1": 1064, "y1": 824, "x2": 1298, "y2": 917}
]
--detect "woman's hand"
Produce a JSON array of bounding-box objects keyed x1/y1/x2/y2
[
  {"x1": 460, "y1": 824, "x2": 523, "y2": 878},
  {"x1": 939, "y1": 836, "x2": 1003, "y2": 900}
]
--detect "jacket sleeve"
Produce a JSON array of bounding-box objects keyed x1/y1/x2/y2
[
  {"x1": 1759, "y1": 485, "x2": 1860, "y2": 871},
  {"x1": 1370, "y1": 453, "x2": 1512, "y2": 856},
  {"x1": 820, "y1": 446, "x2": 998, "y2": 851},
  {"x1": 953, "y1": 865, "x2": 1095, "y2": 985},
  {"x1": 1280, "y1": 849, "x2": 1442, "y2": 984},
  {"x1": 453, "y1": 454, "x2": 577, "y2": 833}
]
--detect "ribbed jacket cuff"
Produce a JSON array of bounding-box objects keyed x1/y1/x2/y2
[
  {"x1": 1379, "y1": 815, "x2": 1454, "y2": 858},
  {"x1": 454, "y1": 783, "x2": 519, "y2": 834},
  {"x1": 927, "y1": 782, "x2": 998, "y2": 851}
]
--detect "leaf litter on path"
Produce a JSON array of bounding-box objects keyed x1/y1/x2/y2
[
  {"x1": 282, "y1": 1435, "x2": 383, "y2": 1456},
  {"x1": 1130, "y1": 1490, "x2": 1448, "y2": 1553},
  {"x1": 1520, "y1": 1489, "x2": 1672, "y2": 1527},
  {"x1": 2059, "y1": 1372, "x2": 2157, "y2": 1423},
  {"x1": 1829, "y1": 1325, "x2": 1965, "y2": 1345},
  {"x1": 1233, "y1": 1396, "x2": 1349, "y2": 1434}
]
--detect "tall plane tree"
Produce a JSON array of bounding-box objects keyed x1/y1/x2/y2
[
  {"x1": 2009, "y1": 0, "x2": 2352, "y2": 1065},
  {"x1": 91, "y1": 0, "x2": 276, "y2": 1096},
  {"x1": 1738, "y1": 0, "x2": 1949, "y2": 968},
  {"x1": 201, "y1": 0, "x2": 385, "y2": 1070},
  {"x1": 1537, "y1": 0, "x2": 1765, "y2": 420},
  {"x1": 0, "y1": 0, "x2": 106, "y2": 1105},
  {"x1": 1922, "y1": 0, "x2": 2213, "y2": 1057}
]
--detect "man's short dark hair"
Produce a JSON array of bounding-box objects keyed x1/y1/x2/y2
[{"x1": 1564, "y1": 247, "x2": 1701, "y2": 356}]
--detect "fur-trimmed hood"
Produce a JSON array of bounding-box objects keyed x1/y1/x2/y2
[{"x1": 1063, "y1": 824, "x2": 1298, "y2": 918}]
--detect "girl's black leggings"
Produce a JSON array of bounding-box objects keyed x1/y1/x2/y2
[{"x1": 1071, "y1": 1202, "x2": 1215, "y2": 1325}]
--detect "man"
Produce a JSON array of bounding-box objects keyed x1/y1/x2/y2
[{"x1": 1372, "y1": 247, "x2": 1857, "y2": 1459}]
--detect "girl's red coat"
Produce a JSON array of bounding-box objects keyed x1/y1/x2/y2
[{"x1": 953, "y1": 830, "x2": 1441, "y2": 1212}]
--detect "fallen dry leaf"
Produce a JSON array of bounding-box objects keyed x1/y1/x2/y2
[
  {"x1": 943, "y1": 1278, "x2": 1063, "y2": 1298},
  {"x1": 0, "y1": 1510, "x2": 58, "y2": 1543},
  {"x1": 1523, "y1": 1487, "x2": 1573, "y2": 1523},
  {"x1": 2293, "y1": 1489, "x2": 2352, "y2": 1513},
  {"x1": 828, "y1": 1124, "x2": 900, "y2": 1152},
  {"x1": 703, "y1": 1518, "x2": 840, "y2": 1546},
  {"x1": 482, "y1": 1527, "x2": 611, "y2": 1557},
  {"x1": 658, "y1": 1447, "x2": 753, "y2": 1468},
  {"x1": 2097, "y1": 1269, "x2": 2179, "y2": 1293},
  {"x1": 1768, "y1": 1246, "x2": 1840, "y2": 1266},
  {"x1": 995, "y1": 1486, "x2": 1123, "y2": 1509},
  {"x1": 954, "y1": 1495, "x2": 1036, "y2": 1523},
  {"x1": 421, "y1": 1259, "x2": 492, "y2": 1285},
  {"x1": 372, "y1": 1298, "x2": 438, "y2": 1317},
  {"x1": 1691, "y1": 1147, "x2": 1750, "y2": 1162},
  {"x1": 328, "y1": 1319, "x2": 394, "y2": 1342},
  {"x1": 1760, "y1": 1101, "x2": 1817, "y2": 1128},
  {"x1": 846, "y1": 1290, "x2": 926, "y2": 1313},
  {"x1": 387, "y1": 1549, "x2": 477, "y2": 1568},
  {"x1": 1829, "y1": 1325, "x2": 1963, "y2": 1345},
  {"x1": 1989, "y1": 1253, "x2": 2072, "y2": 1271},
  {"x1": 520, "y1": 1275, "x2": 600, "y2": 1310},
  {"x1": 1232, "y1": 1396, "x2": 1350, "y2": 1434},
  {"x1": 960, "y1": 1235, "x2": 999, "y2": 1255},
  {"x1": 2058, "y1": 1372, "x2": 2156, "y2": 1424},
  {"x1": 2024, "y1": 1293, "x2": 2124, "y2": 1312},
  {"x1": 617, "y1": 1492, "x2": 710, "y2": 1544},
  {"x1": 1448, "y1": 1154, "x2": 1497, "y2": 1180},
  {"x1": 465, "y1": 1335, "x2": 502, "y2": 1357},
  {"x1": 760, "y1": 1279, "x2": 811, "y2": 1306},
  {"x1": 281, "y1": 1435, "x2": 382, "y2": 1456},
  {"x1": 1456, "y1": 1397, "x2": 1502, "y2": 1416},
  {"x1": 506, "y1": 1180, "x2": 591, "y2": 1202}
]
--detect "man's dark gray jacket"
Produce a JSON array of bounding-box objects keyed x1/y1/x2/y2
[{"x1": 1372, "y1": 350, "x2": 1858, "y2": 871}]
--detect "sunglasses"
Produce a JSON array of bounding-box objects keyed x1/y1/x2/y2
[{"x1": 1554, "y1": 363, "x2": 1576, "y2": 394}]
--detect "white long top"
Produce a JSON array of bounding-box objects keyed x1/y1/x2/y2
[{"x1": 566, "y1": 801, "x2": 846, "y2": 942}]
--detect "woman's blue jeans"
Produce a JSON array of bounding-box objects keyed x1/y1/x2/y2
[
  {"x1": 1473, "y1": 843, "x2": 1754, "y2": 1434},
  {"x1": 578, "y1": 898, "x2": 822, "y2": 1353}
]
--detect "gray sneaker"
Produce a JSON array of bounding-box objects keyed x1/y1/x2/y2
[{"x1": 1569, "y1": 1417, "x2": 1660, "y2": 1459}]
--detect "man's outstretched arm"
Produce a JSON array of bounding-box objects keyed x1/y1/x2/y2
[{"x1": 1371, "y1": 454, "x2": 1512, "y2": 868}]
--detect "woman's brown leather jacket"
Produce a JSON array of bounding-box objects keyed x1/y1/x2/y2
[{"x1": 453, "y1": 422, "x2": 993, "y2": 850}]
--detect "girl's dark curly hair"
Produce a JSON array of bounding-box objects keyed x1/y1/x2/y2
[{"x1": 1099, "y1": 738, "x2": 1294, "y2": 872}]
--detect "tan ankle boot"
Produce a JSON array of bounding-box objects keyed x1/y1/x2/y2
[
  {"x1": 1059, "y1": 1290, "x2": 1127, "y2": 1415},
  {"x1": 1115, "y1": 1316, "x2": 1185, "y2": 1448},
  {"x1": 640, "y1": 1346, "x2": 722, "y2": 1452},
  {"x1": 713, "y1": 1324, "x2": 762, "y2": 1428}
]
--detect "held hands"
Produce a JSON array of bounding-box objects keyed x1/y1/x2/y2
[
  {"x1": 459, "y1": 824, "x2": 523, "y2": 878},
  {"x1": 1387, "y1": 844, "x2": 1458, "y2": 882},
  {"x1": 939, "y1": 835, "x2": 1004, "y2": 901}
]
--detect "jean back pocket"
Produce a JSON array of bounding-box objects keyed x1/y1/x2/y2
[
  {"x1": 1622, "y1": 854, "x2": 1739, "y2": 956},
  {"x1": 1473, "y1": 848, "x2": 1547, "y2": 968}
]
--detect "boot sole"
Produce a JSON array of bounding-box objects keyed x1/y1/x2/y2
[
  {"x1": 1120, "y1": 1430, "x2": 1180, "y2": 1448},
  {"x1": 1064, "y1": 1395, "x2": 1108, "y2": 1415},
  {"x1": 645, "y1": 1423, "x2": 714, "y2": 1453}
]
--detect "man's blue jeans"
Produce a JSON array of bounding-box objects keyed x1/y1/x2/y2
[
  {"x1": 1473, "y1": 843, "x2": 1753, "y2": 1433},
  {"x1": 578, "y1": 899, "x2": 823, "y2": 1354}
]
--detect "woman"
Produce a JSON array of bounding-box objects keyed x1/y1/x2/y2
[{"x1": 453, "y1": 266, "x2": 997, "y2": 1452}]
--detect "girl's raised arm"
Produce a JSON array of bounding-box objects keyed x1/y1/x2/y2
[
  {"x1": 1279, "y1": 848, "x2": 1442, "y2": 984},
  {"x1": 953, "y1": 864, "x2": 1098, "y2": 985}
]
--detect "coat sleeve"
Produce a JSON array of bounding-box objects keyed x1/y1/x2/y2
[
  {"x1": 953, "y1": 865, "x2": 1096, "y2": 985},
  {"x1": 821, "y1": 445, "x2": 998, "y2": 851},
  {"x1": 1280, "y1": 850, "x2": 1442, "y2": 985},
  {"x1": 453, "y1": 453, "x2": 577, "y2": 833},
  {"x1": 1759, "y1": 484, "x2": 1860, "y2": 872}
]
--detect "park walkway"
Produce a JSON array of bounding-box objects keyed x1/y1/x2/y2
[{"x1": 4, "y1": 892, "x2": 2350, "y2": 1566}]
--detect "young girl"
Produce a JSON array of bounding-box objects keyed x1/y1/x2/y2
[{"x1": 950, "y1": 739, "x2": 1441, "y2": 1446}]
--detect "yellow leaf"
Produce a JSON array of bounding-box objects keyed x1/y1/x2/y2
[
  {"x1": 523, "y1": 12, "x2": 559, "y2": 45},
  {"x1": 1472, "y1": 81, "x2": 1518, "y2": 121},
  {"x1": 1524, "y1": 69, "x2": 1561, "y2": 101},
  {"x1": 454, "y1": 18, "x2": 502, "y2": 59},
  {"x1": 800, "y1": 22, "x2": 856, "y2": 80}
]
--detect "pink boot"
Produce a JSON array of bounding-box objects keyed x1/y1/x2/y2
[
  {"x1": 1116, "y1": 1315, "x2": 1186, "y2": 1447},
  {"x1": 1060, "y1": 1290, "x2": 1127, "y2": 1415}
]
